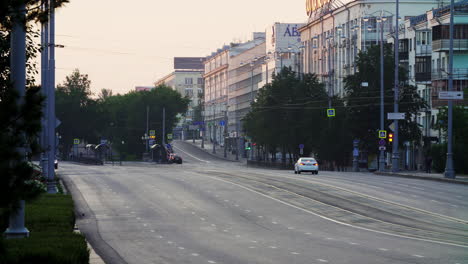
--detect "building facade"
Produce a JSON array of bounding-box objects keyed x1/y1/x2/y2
[
  {"x1": 204, "y1": 46, "x2": 230, "y2": 146},
  {"x1": 155, "y1": 57, "x2": 205, "y2": 139},
  {"x1": 299, "y1": 0, "x2": 441, "y2": 98},
  {"x1": 389, "y1": 0, "x2": 468, "y2": 169}
]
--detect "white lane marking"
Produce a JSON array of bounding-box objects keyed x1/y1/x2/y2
[
  {"x1": 411, "y1": 195, "x2": 418, "y2": 198},
  {"x1": 158, "y1": 235, "x2": 163, "y2": 238},
  {"x1": 173, "y1": 145, "x2": 210, "y2": 163},
  {"x1": 412, "y1": 255, "x2": 424, "y2": 258},
  {"x1": 150, "y1": 230, "x2": 155, "y2": 232},
  {"x1": 394, "y1": 191, "x2": 402, "y2": 194},
  {"x1": 178, "y1": 247, "x2": 185, "y2": 250},
  {"x1": 326, "y1": 237, "x2": 334, "y2": 240},
  {"x1": 143, "y1": 224, "x2": 147, "y2": 227},
  {"x1": 269, "y1": 246, "x2": 277, "y2": 249},
  {"x1": 291, "y1": 252, "x2": 300, "y2": 255},
  {"x1": 223, "y1": 229, "x2": 228, "y2": 232},
  {"x1": 451, "y1": 205, "x2": 459, "y2": 208},
  {"x1": 208, "y1": 261, "x2": 216, "y2": 264},
  {"x1": 431, "y1": 200, "x2": 441, "y2": 203},
  {"x1": 349, "y1": 242, "x2": 360, "y2": 245},
  {"x1": 203, "y1": 174, "x2": 468, "y2": 248},
  {"x1": 224, "y1": 200, "x2": 229, "y2": 202},
  {"x1": 167, "y1": 241, "x2": 174, "y2": 244},
  {"x1": 191, "y1": 212, "x2": 196, "y2": 215},
  {"x1": 378, "y1": 248, "x2": 388, "y2": 251},
  {"x1": 305, "y1": 232, "x2": 312, "y2": 235},
  {"x1": 257, "y1": 216, "x2": 263, "y2": 218},
  {"x1": 317, "y1": 259, "x2": 328, "y2": 263},
  {"x1": 136, "y1": 217, "x2": 141, "y2": 220},
  {"x1": 287, "y1": 227, "x2": 295, "y2": 230},
  {"x1": 211, "y1": 224, "x2": 216, "y2": 227},
  {"x1": 251, "y1": 240, "x2": 258, "y2": 243},
  {"x1": 191, "y1": 253, "x2": 200, "y2": 256},
  {"x1": 234, "y1": 204, "x2": 239, "y2": 207},
  {"x1": 249, "y1": 246, "x2": 256, "y2": 249},
  {"x1": 272, "y1": 221, "x2": 278, "y2": 224},
  {"x1": 245, "y1": 210, "x2": 251, "y2": 213},
  {"x1": 235, "y1": 235, "x2": 241, "y2": 238},
  {"x1": 200, "y1": 217, "x2": 206, "y2": 221}
]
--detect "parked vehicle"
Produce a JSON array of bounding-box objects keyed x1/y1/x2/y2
[{"x1": 294, "y1": 157, "x2": 318, "y2": 174}]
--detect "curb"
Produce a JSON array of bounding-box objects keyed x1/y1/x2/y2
[{"x1": 374, "y1": 171, "x2": 468, "y2": 185}]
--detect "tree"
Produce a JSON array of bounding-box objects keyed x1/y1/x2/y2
[
  {"x1": 56, "y1": 69, "x2": 101, "y2": 158},
  {"x1": 344, "y1": 44, "x2": 426, "y2": 158},
  {"x1": 0, "y1": 0, "x2": 68, "y2": 229},
  {"x1": 431, "y1": 105, "x2": 468, "y2": 174},
  {"x1": 244, "y1": 67, "x2": 351, "y2": 166}
]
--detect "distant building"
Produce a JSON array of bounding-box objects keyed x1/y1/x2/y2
[
  {"x1": 388, "y1": 0, "x2": 468, "y2": 169},
  {"x1": 299, "y1": 0, "x2": 441, "y2": 98},
  {"x1": 135, "y1": 86, "x2": 153, "y2": 92},
  {"x1": 155, "y1": 57, "x2": 205, "y2": 139}
]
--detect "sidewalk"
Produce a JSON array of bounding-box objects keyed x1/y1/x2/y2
[
  {"x1": 374, "y1": 170, "x2": 468, "y2": 185},
  {"x1": 184, "y1": 139, "x2": 247, "y2": 164}
]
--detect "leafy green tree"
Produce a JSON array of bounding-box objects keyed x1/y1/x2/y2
[
  {"x1": 431, "y1": 105, "x2": 468, "y2": 174},
  {"x1": 1, "y1": 0, "x2": 68, "y2": 229},
  {"x1": 56, "y1": 69, "x2": 100, "y2": 158},
  {"x1": 244, "y1": 67, "x2": 351, "y2": 166},
  {"x1": 344, "y1": 44, "x2": 426, "y2": 157}
]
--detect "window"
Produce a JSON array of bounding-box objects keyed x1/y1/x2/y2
[
  {"x1": 197, "y1": 78, "x2": 203, "y2": 85},
  {"x1": 185, "y1": 78, "x2": 193, "y2": 85}
]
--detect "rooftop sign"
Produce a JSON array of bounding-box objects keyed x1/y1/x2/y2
[{"x1": 306, "y1": 0, "x2": 332, "y2": 16}]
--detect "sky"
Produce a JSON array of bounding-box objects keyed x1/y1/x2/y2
[{"x1": 52, "y1": 0, "x2": 308, "y2": 95}]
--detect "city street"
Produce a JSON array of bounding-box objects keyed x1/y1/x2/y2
[{"x1": 60, "y1": 141, "x2": 468, "y2": 264}]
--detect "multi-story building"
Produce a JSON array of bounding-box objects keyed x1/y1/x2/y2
[
  {"x1": 299, "y1": 0, "x2": 440, "y2": 98},
  {"x1": 227, "y1": 33, "x2": 266, "y2": 136},
  {"x1": 204, "y1": 46, "x2": 230, "y2": 146},
  {"x1": 155, "y1": 57, "x2": 205, "y2": 139},
  {"x1": 390, "y1": 0, "x2": 468, "y2": 169}
]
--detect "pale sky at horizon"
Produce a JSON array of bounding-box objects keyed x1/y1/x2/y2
[{"x1": 51, "y1": 0, "x2": 307, "y2": 95}]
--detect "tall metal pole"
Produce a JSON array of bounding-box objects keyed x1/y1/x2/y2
[
  {"x1": 162, "y1": 107, "x2": 166, "y2": 146},
  {"x1": 327, "y1": 39, "x2": 332, "y2": 109},
  {"x1": 250, "y1": 64, "x2": 254, "y2": 103},
  {"x1": 379, "y1": 18, "x2": 385, "y2": 172},
  {"x1": 444, "y1": 0, "x2": 455, "y2": 178},
  {"x1": 392, "y1": 0, "x2": 401, "y2": 172},
  {"x1": 47, "y1": 0, "x2": 57, "y2": 193},
  {"x1": 224, "y1": 110, "x2": 227, "y2": 158},
  {"x1": 41, "y1": 1, "x2": 49, "y2": 183},
  {"x1": 212, "y1": 105, "x2": 216, "y2": 154},
  {"x1": 146, "y1": 105, "x2": 149, "y2": 152},
  {"x1": 4, "y1": 3, "x2": 30, "y2": 238}
]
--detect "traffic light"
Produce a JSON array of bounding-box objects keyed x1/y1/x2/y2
[
  {"x1": 245, "y1": 143, "x2": 251, "y2": 150},
  {"x1": 388, "y1": 133, "x2": 394, "y2": 143}
]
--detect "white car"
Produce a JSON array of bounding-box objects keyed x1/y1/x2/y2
[{"x1": 294, "y1": 157, "x2": 319, "y2": 174}]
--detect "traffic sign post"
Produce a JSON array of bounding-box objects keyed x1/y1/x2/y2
[
  {"x1": 149, "y1": 130, "x2": 155, "y2": 136},
  {"x1": 438, "y1": 91, "x2": 464, "y2": 100},
  {"x1": 299, "y1": 144, "x2": 304, "y2": 155},
  {"x1": 387, "y1": 113, "x2": 405, "y2": 120},
  {"x1": 378, "y1": 130, "x2": 387, "y2": 139}
]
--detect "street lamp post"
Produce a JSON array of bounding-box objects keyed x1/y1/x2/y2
[
  {"x1": 444, "y1": 0, "x2": 455, "y2": 178},
  {"x1": 392, "y1": 1, "x2": 401, "y2": 172},
  {"x1": 366, "y1": 14, "x2": 388, "y2": 172}
]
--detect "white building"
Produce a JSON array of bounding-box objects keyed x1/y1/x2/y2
[
  {"x1": 155, "y1": 57, "x2": 205, "y2": 139},
  {"x1": 299, "y1": 0, "x2": 441, "y2": 98},
  {"x1": 388, "y1": 0, "x2": 468, "y2": 169}
]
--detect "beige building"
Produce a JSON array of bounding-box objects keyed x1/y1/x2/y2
[
  {"x1": 155, "y1": 57, "x2": 205, "y2": 139},
  {"x1": 299, "y1": 0, "x2": 440, "y2": 98}
]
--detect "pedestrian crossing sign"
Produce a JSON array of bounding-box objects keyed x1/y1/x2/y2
[
  {"x1": 73, "y1": 138, "x2": 80, "y2": 145},
  {"x1": 378, "y1": 130, "x2": 387, "y2": 139},
  {"x1": 327, "y1": 108, "x2": 335, "y2": 117}
]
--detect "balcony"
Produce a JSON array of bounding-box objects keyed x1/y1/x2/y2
[
  {"x1": 415, "y1": 44, "x2": 432, "y2": 56},
  {"x1": 432, "y1": 39, "x2": 468, "y2": 52},
  {"x1": 399, "y1": 52, "x2": 409, "y2": 61},
  {"x1": 432, "y1": 68, "x2": 468, "y2": 80},
  {"x1": 415, "y1": 72, "x2": 432, "y2": 82}
]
